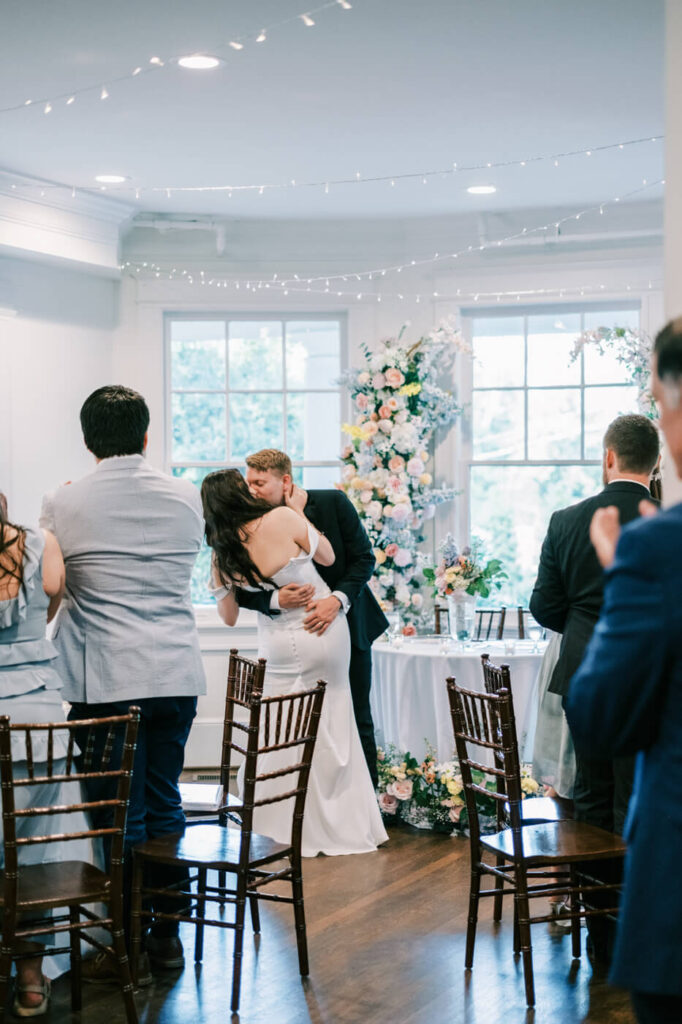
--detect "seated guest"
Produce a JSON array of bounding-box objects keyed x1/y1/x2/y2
[
  {"x1": 0, "y1": 495, "x2": 65, "y2": 1016},
  {"x1": 566, "y1": 319, "x2": 682, "y2": 1024},
  {"x1": 530, "y1": 414, "x2": 659, "y2": 958},
  {"x1": 40, "y1": 386, "x2": 206, "y2": 982}
]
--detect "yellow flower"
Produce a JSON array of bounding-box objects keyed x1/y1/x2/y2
[
  {"x1": 374, "y1": 547, "x2": 387, "y2": 565},
  {"x1": 342, "y1": 422, "x2": 371, "y2": 441},
  {"x1": 446, "y1": 778, "x2": 463, "y2": 797},
  {"x1": 419, "y1": 472, "x2": 432, "y2": 486},
  {"x1": 350, "y1": 476, "x2": 365, "y2": 490},
  {"x1": 420, "y1": 450, "x2": 429, "y2": 462},
  {"x1": 399, "y1": 382, "x2": 422, "y2": 396},
  {"x1": 521, "y1": 776, "x2": 540, "y2": 795}
]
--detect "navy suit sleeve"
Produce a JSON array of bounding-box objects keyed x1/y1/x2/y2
[
  {"x1": 565, "y1": 521, "x2": 668, "y2": 757},
  {"x1": 330, "y1": 491, "x2": 376, "y2": 605},
  {"x1": 234, "y1": 586, "x2": 277, "y2": 617},
  {"x1": 529, "y1": 512, "x2": 569, "y2": 633}
]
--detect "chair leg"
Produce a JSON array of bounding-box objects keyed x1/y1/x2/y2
[
  {"x1": 0, "y1": 919, "x2": 17, "y2": 1024},
  {"x1": 110, "y1": 899, "x2": 138, "y2": 1024},
  {"x1": 570, "y1": 866, "x2": 581, "y2": 959},
  {"x1": 130, "y1": 854, "x2": 144, "y2": 989},
  {"x1": 230, "y1": 875, "x2": 248, "y2": 1013},
  {"x1": 248, "y1": 878, "x2": 261, "y2": 935},
  {"x1": 493, "y1": 853, "x2": 505, "y2": 922},
  {"x1": 512, "y1": 898, "x2": 520, "y2": 955},
  {"x1": 465, "y1": 864, "x2": 483, "y2": 969},
  {"x1": 69, "y1": 907, "x2": 82, "y2": 1011},
  {"x1": 514, "y1": 866, "x2": 535, "y2": 1007},
  {"x1": 194, "y1": 867, "x2": 207, "y2": 964},
  {"x1": 291, "y1": 856, "x2": 308, "y2": 976}
]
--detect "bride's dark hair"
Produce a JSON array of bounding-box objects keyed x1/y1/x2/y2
[
  {"x1": 201, "y1": 469, "x2": 277, "y2": 589},
  {"x1": 0, "y1": 495, "x2": 25, "y2": 588}
]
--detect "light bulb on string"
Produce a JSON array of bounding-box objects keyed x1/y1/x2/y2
[
  {"x1": 66, "y1": 96, "x2": 75, "y2": 105},
  {"x1": 301, "y1": 14, "x2": 315, "y2": 26},
  {"x1": 229, "y1": 41, "x2": 243, "y2": 50},
  {"x1": 256, "y1": 31, "x2": 266, "y2": 42},
  {"x1": 100, "y1": 87, "x2": 109, "y2": 100}
]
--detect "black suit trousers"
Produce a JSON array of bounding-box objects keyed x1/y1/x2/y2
[{"x1": 349, "y1": 645, "x2": 378, "y2": 788}]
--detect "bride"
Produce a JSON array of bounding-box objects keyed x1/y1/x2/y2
[{"x1": 201, "y1": 469, "x2": 387, "y2": 857}]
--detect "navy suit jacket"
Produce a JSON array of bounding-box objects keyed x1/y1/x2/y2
[
  {"x1": 565, "y1": 503, "x2": 682, "y2": 997},
  {"x1": 236, "y1": 489, "x2": 388, "y2": 651}
]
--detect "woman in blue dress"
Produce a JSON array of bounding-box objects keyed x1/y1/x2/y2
[{"x1": 0, "y1": 496, "x2": 65, "y2": 1016}]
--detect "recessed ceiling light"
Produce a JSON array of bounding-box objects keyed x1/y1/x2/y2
[
  {"x1": 467, "y1": 185, "x2": 497, "y2": 195},
  {"x1": 178, "y1": 54, "x2": 221, "y2": 70},
  {"x1": 95, "y1": 174, "x2": 128, "y2": 184}
]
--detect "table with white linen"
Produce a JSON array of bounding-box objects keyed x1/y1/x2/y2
[{"x1": 370, "y1": 638, "x2": 548, "y2": 765}]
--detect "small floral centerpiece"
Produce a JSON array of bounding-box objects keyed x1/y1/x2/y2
[
  {"x1": 570, "y1": 325, "x2": 656, "y2": 418},
  {"x1": 376, "y1": 744, "x2": 540, "y2": 835},
  {"x1": 339, "y1": 319, "x2": 471, "y2": 629},
  {"x1": 423, "y1": 535, "x2": 506, "y2": 640}
]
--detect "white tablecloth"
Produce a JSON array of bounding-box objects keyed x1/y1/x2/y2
[{"x1": 370, "y1": 638, "x2": 548, "y2": 765}]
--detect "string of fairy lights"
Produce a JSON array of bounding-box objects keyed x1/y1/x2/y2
[
  {"x1": 119, "y1": 176, "x2": 664, "y2": 299},
  {"x1": 0, "y1": 0, "x2": 355, "y2": 117}
]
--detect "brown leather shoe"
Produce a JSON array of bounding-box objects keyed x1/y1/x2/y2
[
  {"x1": 146, "y1": 934, "x2": 185, "y2": 969},
  {"x1": 81, "y1": 950, "x2": 152, "y2": 988}
]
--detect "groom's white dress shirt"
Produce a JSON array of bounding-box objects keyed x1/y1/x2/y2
[{"x1": 40, "y1": 454, "x2": 206, "y2": 704}]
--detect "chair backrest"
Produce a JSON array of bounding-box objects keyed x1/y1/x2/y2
[
  {"x1": 480, "y1": 653, "x2": 512, "y2": 694},
  {"x1": 434, "y1": 603, "x2": 448, "y2": 636},
  {"x1": 474, "y1": 607, "x2": 506, "y2": 641},
  {"x1": 0, "y1": 710, "x2": 140, "y2": 900},
  {"x1": 446, "y1": 679, "x2": 524, "y2": 845},
  {"x1": 219, "y1": 648, "x2": 267, "y2": 793},
  {"x1": 517, "y1": 608, "x2": 545, "y2": 640}
]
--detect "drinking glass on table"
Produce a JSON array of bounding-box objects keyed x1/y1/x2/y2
[{"x1": 527, "y1": 625, "x2": 543, "y2": 653}]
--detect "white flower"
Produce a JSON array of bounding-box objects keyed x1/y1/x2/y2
[
  {"x1": 366, "y1": 501, "x2": 383, "y2": 520},
  {"x1": 357, "y1": 371, "x2": 370, "y2": 385},
  {"x1": 360, "y1": 489, "x2": 373, "y2": 503},
  {"x1": 378, "y1": 419, "x2": 393, "y2": 434}
]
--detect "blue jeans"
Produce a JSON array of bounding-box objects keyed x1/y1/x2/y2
[{"x1": 69, "y1": 695, "x2": 197, "y2": 939}]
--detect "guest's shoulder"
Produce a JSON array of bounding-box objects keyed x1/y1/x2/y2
[{"x1": 617, "y1": 505, "x2": 682, "y2": 572}]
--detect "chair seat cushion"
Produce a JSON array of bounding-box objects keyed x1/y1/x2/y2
[
  {"x1": 0, "y1": 861, "x2": 110, "y2": 908},
  {"x1": 133, "y1": 824, "x2": 291, "y2": 869},
  {"x1": 480, "y1": 819, "x2": 627, "y2": 865}
]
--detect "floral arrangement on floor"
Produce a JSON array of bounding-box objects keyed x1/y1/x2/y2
[
  {"x1": 340, "y1": 319, "x2": 471, "y2": 629},
  {"x1": 570, "y1": 325, "x2": 656, "y2": 418},
  {"x1": 423, "y1": 534, "x2": 507, "y2": 599},
  {"x1": 377, "y1": 744, "x2": 541, "y2": 835}
]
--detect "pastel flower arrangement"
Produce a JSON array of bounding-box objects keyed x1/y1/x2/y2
[
  {"x1": 570, "y1": 325, "x2": 656, "y2": 418},
  {"x1": 377, "y1": 744, "x2": 540, "y2": 834},
  {"x1": 339, "y1": 319, "x2": 470, "y2": 626},
  {"x1": 423, "y1": 534, "x2": 507, "y2": 599}
]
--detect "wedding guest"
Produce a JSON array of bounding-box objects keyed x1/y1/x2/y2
[
  {"x1": 0, "y1": 497, "x2": 64, "y2": 1015},
  {"x1": 530, "y1": 413, "x2": 659, "y2": 959},
  {"x1": 40, "y1": 386, "x2": 206, "y2": 982},
  {"x1": 566, "y1": 318, "x2": 682, "y2": 1024},
  {"x1": 237, "y1": 449, "x2": 388, "y2": 787}
]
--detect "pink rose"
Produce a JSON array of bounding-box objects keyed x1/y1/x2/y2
[
  {"x1": 360, "y1": 489, "x2": 373, "y2": 503},
  {"x1": 356, "y1": 394, "x2": 369, "y2": 411},
  {"x1": 387, "y1": 778, "x2": 413, "y2": 800},
  {"x1": 390, "y1": 504, "x2": 410, "y2": 524},
  {"x1": 365, "y1": 421, "x2": 379, "y2": 436},
  {"x1": 385, "y1": 543, "x2": 399, "y2": 558},
  {"x1": 406, "y1": 457, "x2": 425, "y2": 476},
  {"x1": 371, "y1": 372, "x2": 386, "y2": 389},
  {"x1": 448, "y1": 805, "x2": 464, "y2": 823},
  {"x1": 388, "y1": 455, "x2": 405, "y2": 472},
  {"x1": 394, "y1": 548, "x2": 412, "y2": 567},
  {"x1": 401, "y1": 624, "x2": 417, "y2": 637},
  {"x1": 378, "y1": 792, "x2": 399, "y2": 815},
  {"x1": 385, "y1": 368, "x2": 405, "y2": 388},
  {"x1": 379, "y1": 405, "x2": 393, "y2": 419}
]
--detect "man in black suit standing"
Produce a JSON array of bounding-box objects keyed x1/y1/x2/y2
[
  {"x1": 530, "y1": 413, "x2": 659, "y2": 957},
  {"x1": 235, "y1": 449, "x2": 388, "y2": 787}
]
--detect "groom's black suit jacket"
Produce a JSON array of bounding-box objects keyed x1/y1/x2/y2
[
  {"x1": 235, "y1": 489, "x2": 389, "y2": 651},
  {"x1": 530, "y1": 480, "x2": 657, "y2": 698}
]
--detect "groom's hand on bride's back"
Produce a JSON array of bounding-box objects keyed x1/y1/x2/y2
[
  {"x1": 278, "y1": 583, "x2": 316, "y2": 609},
  {"x1": 303, "y1": 595, "x2": 342, "y2": 635}
]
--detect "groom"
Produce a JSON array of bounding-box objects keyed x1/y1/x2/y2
[{"x1": 236, "y1": 448, "x2": 388, "y2": 787}]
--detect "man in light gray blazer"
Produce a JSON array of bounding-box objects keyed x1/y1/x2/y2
[{"x1": 41, "y1": 385, "x2": 206, "y2": 982}]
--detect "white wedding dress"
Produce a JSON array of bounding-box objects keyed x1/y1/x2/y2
[{"x1": 241, "y1": 524, "x2": 388, "y2": 857}]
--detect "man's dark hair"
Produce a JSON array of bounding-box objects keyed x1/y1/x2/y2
[
  {"x1": 654, "y1": 318, "x2": 682, "y2": 383},
  {"x1": 603, "y1": 413, "x2": 659, "y2": 475},
  {"x1": 80, "y1": 386, "x2": 150, "y2": 459}
]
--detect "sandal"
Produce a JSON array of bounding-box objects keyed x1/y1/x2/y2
[{"x1": 12, "y1": 976, "x2": 50, "y2": 1018}]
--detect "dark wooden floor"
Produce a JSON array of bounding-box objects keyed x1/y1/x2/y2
[{"x1": 44, "y1": 825, "x2": 635, "y2": 1024}]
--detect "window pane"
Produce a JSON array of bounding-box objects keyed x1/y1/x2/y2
[
  {"x1": 583, "y1": 308, "x2": 640, "y2": 384},
  {"x1": 170, "y1": 321, "x2": 226, "y2": 390},
  {"x1": 229, "y1": 322, "x2": 283, "y2": 390},
  {"x1": 287, "y1": 392, "x2": 340, "y2": 462},
  {"x1": 473, "y1": 390, "x2": 524, "y2": 460},
  {"x1": 583, "y1": 308, "x2": 639, "y2": 331},
  {"x1": 172, "y1": 393, "x2": 226, "y2": 461},
  {"x1": 229, "y1": 393, "x2": 283, "y2": 459},
  {"x1": 527, "y1": 313, "x2": 581, "y2": 386},
  {"x1": 584, "y1": 385, "x2": 641, "y2": 458},
  {"x1": 472, "y1": 317, "x2": 524, "y2": 388},
  {"x1": 286, "y1": 322, "x2": 341, "y2": 388},
  {"x1": 528, "y1": 389, "x2": 581, "y2": 459},
  {"x1": 470, "y1": 464, "x2": 602, "y2": 606},
  {"x1": 292, "y1": 465, "x2": 341, "y2": 489}
]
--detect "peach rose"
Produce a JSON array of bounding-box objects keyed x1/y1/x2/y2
[
  {"x1": 387, "y1": 397, "x2": 400, "y2": 410},
  {"x1": 356, "y1": 393, "x2": 369, "y2": 411},
  {"x1": 387, "y1": 778, "x2": 413, "y2": 801},
  {"x1": 385, "y1": 543, "x2": 399, "y2": 558},
  {"x1": 419, "y1": 472, "x2": 432, "y2": 486},
  {"x1": 401, "y1": 624, "x2": 417, "y2": 637},
  {"x1": 385, "y1": 367, "x2": 405, "y2": 388},
  {"x1": 388, "y1": 455, "x2": 405, "y2": 472},
  {"x1": 379, "y1": 405, "x2": 393, "y2": 419},
  {"x1": 448, "y1": 805, "x2": 464, "y2": 823},
  {"x1": 378, "y1": 792, "x2": 399, "y2": 814}
]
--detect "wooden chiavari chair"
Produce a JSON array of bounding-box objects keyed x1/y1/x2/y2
[
  {"x1": 130, "y1": 650, "x2": 326, "y2": 1013},
  {"x1": 446, "y1": 679, "x2": 625, "y2": 1006},
  {"x1": 474, "y1": 607, "x2": 506, "y2": 641},
  {"x1": 0, "y1": 710, "x2": 140, "y2": 1023}
]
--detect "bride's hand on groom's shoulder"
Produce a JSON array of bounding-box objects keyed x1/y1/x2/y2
[{"x1": 284, "y1": 482, "x2": 308, "y2": 515}]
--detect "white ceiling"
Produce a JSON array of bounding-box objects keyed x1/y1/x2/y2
[{"x1": 0, "y1": 0, "x2": 665, "y2": 220}]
